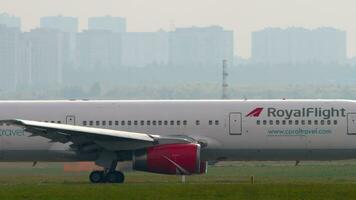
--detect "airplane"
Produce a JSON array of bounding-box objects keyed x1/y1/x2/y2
[{"x1": 0, "y1": 99, "x2": 356, "y2": 184}]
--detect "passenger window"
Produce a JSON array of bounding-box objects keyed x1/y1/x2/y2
[
  {"x1": 102, "y1": 121, "x2": 106, "y2": 126},
  {"x1": 127, "y1": 121, "x2": 132, "y2": 126},
  {"x1": 108, "y1": 121, "x2": 112, "y2": 126},
  {"x1": 177, "y1": 121, "x2": 181, "y2": 126},
  {"x1": 195, "y1": 120, "x2": 200, "y2": 125},
  {"x1": 209, "y1": 120, "x2": 213, "y2": 125},
  {"x1": 327, "y1": 120, "x2": 331, "y2": 125},
  {"x1": 321, "y1": 120, "x2": 325, "y2": 125},
  {"x1": 263, "y1": 120, "x2": 267, "y2": 125},
  {"x1": 89, "y1": 121, "x2": 93, "y2": 126},
  {"x1": 269, "y1": 120, "x2": 273, "y2": 125},
  {"x1": 215, "y1": 120, "x2": 219, "y2": 126},
  {"x1": 301, "y1": 120, "x2": 305, "y2": 125},
  {"x1": 164, "y1": 120, "x2": 168, "y2": 126},
  {"x1": 282, "y1": 120, "x2": 286, "y2": 125},
  {"x1": 334, "y1": 120, "x2": 337, "y2": 125},
  {"x1": 51, "y1": 121, "x2": 55, "y2": 123},
  {"x1": 295, "y1": 120, "x2": 299, "y2": 125},
  {"x1": 314, "y1": 120, "x2": 318, "y2": 125},
  {"x1": 57, "y1": 121, "x2": 61, "y2": 124},
  {"x1": 115, "y1": 121, "x2": 119, "y2": 126},
  {"x1": 96, "y1": 121, "x2": 100, "y2": 126},
  {"x1": 276, "y1": 120, "x2": 280, "y2": 125},
  {"x1": 121, "y1": 121, "x2": 125, "y2": 126},
  {"x1": 153, "y1": 121, "x2": 157, "y2": 126},
  {"x1": 183, "y1": 120, "x2": 187, "y2": 126},
  {"x1": 140, "y1": 120, "x2": 145, "y2": 126},
  {"x1": 134, "y1": 120, "x2": 138, "y2": 126},
  {"x1": 256, "y1": 120, "x2": 260, "y2": 125},
  {"x1": 147, "y1": 120, "x2": 151, "y2": 126},
  {"x1": 308, "y1": 120, "x2": 312, "y2": 125},
  {"x1": 170, "y1": 120, "x2": 174, "y2": 126},
  {"x1": 289, "y1": 120, "x2": 293, "y2": 125},
  {"x1": 83, "y1": 121, "x2": 87, "y2": 126},
  {"x1": 158, "y1": 121, "x2": 162, "y2": 126}
]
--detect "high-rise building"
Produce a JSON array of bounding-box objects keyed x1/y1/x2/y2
[
  {"x1": 312, "y1": 28, "x2": 347, "y2": 63},
  {"x1": 0, "y1": 13, "x2": 21, "y2": 29},
  {"x1": 251, "y1": 27, "x2": 346, "y2": 64},
  {"x1": 88, "y1": 16, "x2": 126, "y2": 33},
  {"x1": 24, "y1": 28, "x2": 65, "y2": 87},
  {"x1": 40, "y1": 16, "x2": 79, "y2": 65},
  {"x1": 0, "y1": 25, "x2": 21, "y2": 90},
  {"x1": 169, "y1": 26, "x2": 234, "y2": 67},
  {"x1": 121, "y1": 31, "x2": 169, "y2": 67},
  {"x1": 15, "y1": 34, "x2": 32, "y2": 89},
  {"x1": 350, "y1": 57, "x2": 356, "y2": 65},
  {"x1": 40, "y1": 15, "x2": 78, "y2": 33},
  {"x1": 76, "y1": 30, "x2": 122, "y2": 70}
]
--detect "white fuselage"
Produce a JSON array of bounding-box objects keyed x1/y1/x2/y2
[{"x1": 1, "y1": 99, "x2": 356, "y2": 162}]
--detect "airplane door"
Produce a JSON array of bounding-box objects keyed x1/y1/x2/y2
[
  {"x1": 229, "y1": 113, "x2": 242, "y2": 135},
  {"x1": 66, "y1": 115, "x2": 76, "y2": 125},
  {"x1": 347, "y1": 113, "x2": 356, "y2": 135}
]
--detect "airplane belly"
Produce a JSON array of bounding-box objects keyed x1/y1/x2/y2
[
  {"x1": 1, "y1": 149, "x2": 82, "y2": 161},
  {"x1": 1, "y1": 130, "x2": 51, "y2": 151}
]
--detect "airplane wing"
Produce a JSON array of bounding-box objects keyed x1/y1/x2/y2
[{"x1": 1, "y1": 119, "x2": 194, "y2": 152}]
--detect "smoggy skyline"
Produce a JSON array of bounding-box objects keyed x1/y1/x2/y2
[{"x1": 1, "y1": 0, "x2": 356, "y2": 58}]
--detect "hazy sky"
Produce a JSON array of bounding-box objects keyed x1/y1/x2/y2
[{"x1": 1, "y1": 0, "x2": 356, "y2": 58}]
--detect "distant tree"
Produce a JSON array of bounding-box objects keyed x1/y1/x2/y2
[
  {"x1": 89, "y1": 82, "x2": 102, "y2": 97},
  {"x1": 61, "y1": 86, "x2": 86, "y2": 99}
]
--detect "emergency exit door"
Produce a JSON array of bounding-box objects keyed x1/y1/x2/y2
[
  {"x1": 347, "y1": 113, "x2": 356, "y2": 135},
  {"x1": 229, "y1": 113, "x2": 242, "y2": 135},
  {"x1": 66, "y1": 115, "x2": 76, "y2": 125}
]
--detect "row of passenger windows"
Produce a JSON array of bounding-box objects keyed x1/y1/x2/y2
[
  {"x1": 1, "y1": 120, "x2": 220, "y2": 127},
  {"x1": 1, "y1": 120, "x2": 62, "y2": 126},
  {"x1": 82, "y1": 120, "x2": 220, "y2": 127},
  {"x1": 256, "y1": 119, "x2": 338, "y2": 126},
  {"x1": 45, "y1": 121, "x2": 62, "y2": 124}
]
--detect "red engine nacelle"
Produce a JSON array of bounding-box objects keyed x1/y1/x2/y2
[{"x1": 133, "y1": 143, "x2": 207, "y2": 175}]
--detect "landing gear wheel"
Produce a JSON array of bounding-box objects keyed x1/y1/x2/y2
[
  {"x1": 89, "y1": 170, "x2": 105, "y2": 183},
  {"x1": 106, "y1": 171, "x2": 125, "y2": 183}
]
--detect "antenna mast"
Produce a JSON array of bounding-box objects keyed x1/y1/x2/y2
[{"x1": 222, "y1": 59, "x2": 229, "y2": 99}]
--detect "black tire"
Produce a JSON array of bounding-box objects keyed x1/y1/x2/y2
[
  {"x1": 106, "y1": 171, "x2": 125, "y2": 183},
  {"x1": 89, "y1": 171, "x2": 105, "y2": 183}
]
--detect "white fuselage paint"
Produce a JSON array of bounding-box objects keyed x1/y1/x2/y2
[{"x1": 1, "y1": 99, "x2": 356, "y2": 162}]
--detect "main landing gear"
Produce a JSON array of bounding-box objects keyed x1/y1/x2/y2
[
  {"x1": 89, "y1": 170, "x2": 125, "y2": 184},
  {"x1": 91, "y1": 151, "x2": 125, "y2": 184}
]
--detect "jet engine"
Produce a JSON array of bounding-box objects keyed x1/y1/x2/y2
[{"x1": 133, "y1": 143, "x2": 207, "y2": 175}]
